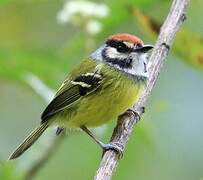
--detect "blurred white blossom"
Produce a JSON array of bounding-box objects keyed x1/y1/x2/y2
[
  {"x1": 86, "y1": 20, "x2": 102, "y2": 35},
  {"x1": 57, "y1": 0, "x2": 109, "y2": 35}
]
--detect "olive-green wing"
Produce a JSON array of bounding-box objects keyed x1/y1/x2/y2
[{"x1": 41, "y1": 72, "x2": 102, "y2": 123}]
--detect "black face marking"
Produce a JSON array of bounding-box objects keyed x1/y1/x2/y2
[
  {"x1": 136, "y1": 43, "x2": 143, "y2": 48},
  {"x1": 106, "y1": 39, "x2": 132, "y2": 53},
  {"x1": 102, "y1": 47, "x2": 133, "y2": 69}
]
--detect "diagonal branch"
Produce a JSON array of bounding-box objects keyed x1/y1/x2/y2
[{"x1": 94, "y1": 0, "x2": 190, "y2": 179}]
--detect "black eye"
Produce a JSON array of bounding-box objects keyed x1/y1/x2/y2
[
  {"x1": 106, "y1": 40, "x2": 130, "y2": 53},
  {"x1": 136, "y1": 43, "x2": 143, "y2": 48},
  {"x1": 116, "y1": 42, "x2": 129, "y2": 53}
]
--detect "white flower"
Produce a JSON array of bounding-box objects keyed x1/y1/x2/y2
[
  {"x1": 57, "y1": 0, "x2": 109, "y2": 30},
  {"x1": 86, "y1": 20, "x2": 102, "y2": 35}
]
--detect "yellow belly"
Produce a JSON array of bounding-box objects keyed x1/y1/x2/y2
[{"x1": 56, "y1": 73, "x2": 145, "y2": 128}]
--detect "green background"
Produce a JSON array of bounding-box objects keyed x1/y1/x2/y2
[{"x1": 0, "y1": 0, "x2": 203, "y2": 179}]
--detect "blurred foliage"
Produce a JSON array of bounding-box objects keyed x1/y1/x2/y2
[
  {"x1": 0, "y1": 0, "x2": 203, "y2": 180},
  {"x1": 132, "y1": 6, "x2": 203, "y2": 71},
  {"x1": 0, "y1": 162, "x2": 24, "y2": 180}
]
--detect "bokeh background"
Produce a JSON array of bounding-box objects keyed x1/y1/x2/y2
[{"x1": 0, "y1": 0, "x2": 203, "y2": 180}]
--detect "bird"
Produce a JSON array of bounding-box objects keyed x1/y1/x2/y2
[{"x1": 9, "y1": 33, "x2": 153, "y2": 160}]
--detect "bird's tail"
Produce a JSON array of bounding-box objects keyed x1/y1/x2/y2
[{"x1": 9, "y1": 122, "x2": 49, "y2": 160}]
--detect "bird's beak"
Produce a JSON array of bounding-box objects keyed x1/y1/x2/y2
[{"x1": 133, "y1": 45, "x2": 154, "y2": 53}]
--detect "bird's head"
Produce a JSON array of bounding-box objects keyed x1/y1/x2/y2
[{"x1": 91, "y1": 33, "x2": 153, "y2": 77}]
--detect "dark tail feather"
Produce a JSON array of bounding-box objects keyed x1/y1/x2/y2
[{"x1": 9, "y1": 122, "x2": 49, "y2": 160}]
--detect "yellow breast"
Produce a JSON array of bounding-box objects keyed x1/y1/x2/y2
[{"x1": 59, "y1": 66, "x2": 146, "y2": 128}]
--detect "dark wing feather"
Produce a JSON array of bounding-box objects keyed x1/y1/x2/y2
[
  {"x1": 41, "y1": 72, "x2": 102, "y2": 123},
  {"x1": 41, "y1": 85, "x2": 81, "y2": 122}
]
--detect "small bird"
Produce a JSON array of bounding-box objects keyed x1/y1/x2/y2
[{"x1": 9, "y1": 33, "x2": 153, "y2": 160}]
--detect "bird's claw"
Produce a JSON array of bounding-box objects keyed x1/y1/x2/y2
[
  {"x1": 101, "y1": 142, "x2": 124, "y2": 158},
  {"x1": 126, "y1": 107, "x2": 145, "y2": 121},
  {"x1": 56, "y1": 127, "x2": 65, "y2": 135}
]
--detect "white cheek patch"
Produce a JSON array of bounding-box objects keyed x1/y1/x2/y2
[
  {"x1": 139, "y1": 53, "x2": 147, "y2": 63},
  {"x1": 90, "y1": 44, "x2": 149, "y2": 78},
  {"x1": 106, "y1": 47, "x2": 128, "y2": 60},
  {"x1": 123, "y1": 52, "x2": 148, "y2": 77}
]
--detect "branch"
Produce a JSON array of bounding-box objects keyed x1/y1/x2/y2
[{"x1": 94, "y1": 0, "x2": 190, "y2": 179}]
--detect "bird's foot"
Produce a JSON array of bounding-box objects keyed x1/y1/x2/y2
[
  {"x1": 101, "y1": 141, "x2": 124, "y2": 158},
  {"x1": 124, "y1": 107, "x2": 145, "y2": 121},
  {"x1": 80, "y1": 126, "x2": 124, "y2": 158},
  {"x1": 56, "y1": 127, "x2": 65, "y2": 135}
]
